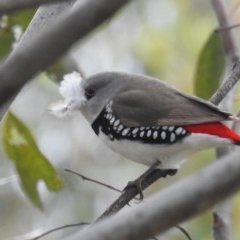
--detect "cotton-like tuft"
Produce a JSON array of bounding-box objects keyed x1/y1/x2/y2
[{"x1": 49, "y1": 71, "x2": 86, "y2": 117}]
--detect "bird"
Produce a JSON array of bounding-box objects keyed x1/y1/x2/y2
[{"x1": 50, "y1": 71, "x2": 240, "y2": 173}]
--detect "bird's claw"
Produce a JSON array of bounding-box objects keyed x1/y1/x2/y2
[{"x1": 124, "y1": 179, "x2": 144, "y2": 201}]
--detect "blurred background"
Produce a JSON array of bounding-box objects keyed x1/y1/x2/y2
[{"x1": 1, "y1": 0, "x2": 240, "y2": 239}]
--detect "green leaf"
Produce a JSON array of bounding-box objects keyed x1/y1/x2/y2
[
  {"x1": 194, "y1": 31, "x2": 225, "y2": 99},
  {"x1": 2, "y1": 112, "x2": 64, "y2": 209},
  {"x1": 0, "y1": 9, "x2": 35, "y2": 60}
]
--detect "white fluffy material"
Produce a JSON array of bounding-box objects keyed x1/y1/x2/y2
[{"x1": 49, "y1": 71, "x2": 86, "y2": 117}]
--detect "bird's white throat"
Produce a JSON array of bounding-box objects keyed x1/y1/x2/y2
[{"x1": 49, "y1": 71, "x2": 86, "y2": 117}]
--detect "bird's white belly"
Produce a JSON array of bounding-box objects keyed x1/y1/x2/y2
[
  {"x1": 98, "y1": 132, "x2": 190, "y2": 169},
  {"x1": 98, "y1": 131, "x2": 231, "y2": 169}
]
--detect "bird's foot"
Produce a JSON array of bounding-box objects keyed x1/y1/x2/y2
[
  {"x1": 124, "y1": 179, "x2": 144, "y2": 201},
  {"x1": 123, "y1": 168, "x2": 178, "y2": 202},
  {"x1": 123, "y1": 160, "x2": 162, "y2": 201}
]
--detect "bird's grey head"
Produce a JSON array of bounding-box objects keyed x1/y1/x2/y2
[
  {"x1": 80, "y1": 72, "x2": 130, "y2": 123},
  {"x1": 50, "y1": 71, "x2": 136, "y2": 122}
]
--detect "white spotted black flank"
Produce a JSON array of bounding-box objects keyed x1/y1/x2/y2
[{"x1": 92, "y1": 102, "x2": 190, "y2": 144}]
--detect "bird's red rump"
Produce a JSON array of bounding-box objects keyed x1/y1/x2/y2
[{"x1": 185, "y1": 122, "x2": 240, "y2": 142}]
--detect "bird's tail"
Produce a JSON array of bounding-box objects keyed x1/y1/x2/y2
[{"x1": 185, "y1": 122, "x2": 240, "y2": 145}]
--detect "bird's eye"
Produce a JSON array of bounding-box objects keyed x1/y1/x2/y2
[{"x1": 85, "y1": 88, "x2": 96, "y2": 99}]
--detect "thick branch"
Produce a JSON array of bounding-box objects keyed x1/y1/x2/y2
[
  {"x1": 69, "y1": 149, "x2": 240, "y2": 240},
  {"x1": 0, "y1": 0, "x2": 130, "y2": 117},
  {"x1": 19, "y1": 0, "x2": 76, "y2": 45},
  {"x1": 0, "y1": 0, "x2": 65, "y2": 15}
]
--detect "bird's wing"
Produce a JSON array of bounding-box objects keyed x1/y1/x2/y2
[{"x1": 112, "y1": 87, "x2": 232, "y2": 127}]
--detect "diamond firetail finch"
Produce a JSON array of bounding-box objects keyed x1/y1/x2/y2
[{"x1": 50, "y1": 71, "x2": 240, "y2": 170}]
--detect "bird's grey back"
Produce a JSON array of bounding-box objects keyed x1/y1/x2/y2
[{"x1": 84, "y1": 72, "x2": 231, "y2": 127}]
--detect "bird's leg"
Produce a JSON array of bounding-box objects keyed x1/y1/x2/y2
[
  {"x1": 123, "y1": 160, "x2": 177, "y2": 201},
  {"x1": 124, "y1": 160, "x2": 161, "y2": 200}
]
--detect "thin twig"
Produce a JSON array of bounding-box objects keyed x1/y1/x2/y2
[
  {"x1": 30, "y1": 222, "x2": 88, "y2": 240},
  {"x1": 65, "y1": 168, "x2": 122, "y2": 194},
  {"x1": 176, "y1": 225, "x2": 193, "y2": 240},
  {"x1": 150, "y1": 225, "x2": 193, "y2": 240},
  {"x1": 216, "y1": 23, "x2": 240, "y2": 32}
]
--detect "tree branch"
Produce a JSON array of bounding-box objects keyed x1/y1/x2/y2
[
  {"x1": 65, "y1": 168, "x2": 122, "y2": 194},
  {"x1": 18, "y1": 0, "x2": 76, "y2": 46},
  {"x1": 68, "y1": 149, "x2": 240, "y2": 240},
  {"x1": 0, "y1": 0, "x2": 66, "y2": 16},
  {"x1": 0, "y1": 0, "x2": 130, "y2": 118}
]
